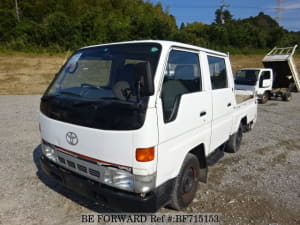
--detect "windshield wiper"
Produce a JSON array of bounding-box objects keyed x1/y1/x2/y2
[
  {"x1": 72, "y1": 97, "x2": 136, "y2": 107},
  {"x1": 81, "y1": 83, "x2": 102, "y2": 89},
  {"x1": 59, "y1": 91, "x2": 82, "y2": 97},
  {"x1": 101, "y1": 97, "x2": 136, "y2": 104}
]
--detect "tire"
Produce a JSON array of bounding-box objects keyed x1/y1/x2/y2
[
  {"x1": 282, "y1": 92, "x2": 292, "y2": 101},
  {"x1": 169, "y1": 153, "x2": 199, "y2": 210},
  {"x1": 225, "y1": 123, "x2": 243, "y2": 153},
  {"x1": 260, "y1": 92, "x2": 269, "y2": 104},
  {"x1": 288, "y1": 82, "x2": 296, "y2": 92}
]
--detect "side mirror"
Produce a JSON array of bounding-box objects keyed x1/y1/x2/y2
[
  {"x1": 134, "y1": 62, "x2": 154, "y2": 96},
  {"x1": 262, "y1": 79, "x2": 271, "y2": 88},
  {"x1": 66, "y1": 62, "x2": 78, "y2": 74}
]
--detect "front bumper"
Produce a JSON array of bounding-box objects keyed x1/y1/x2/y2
[{"x1": 40, "y1": 155, "x2": 174, "y2": 212}]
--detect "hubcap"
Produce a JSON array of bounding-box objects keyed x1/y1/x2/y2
[{"x1": 182, "y1": 168, "x2": 195, "y2": 195}]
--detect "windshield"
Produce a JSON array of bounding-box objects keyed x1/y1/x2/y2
[
  {"x1": 46, "y1": 43, "x2": 161, "y2": 102},
  {"x1": 235, "y1": 70, "x2": 259, "y2": 85},
  {"x1": 41, "y1": 43, "x2": 161, "y2": 130}
]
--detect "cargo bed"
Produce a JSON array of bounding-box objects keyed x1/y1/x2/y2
[
  {"x1": 262, "y1": 45, "x2": 300, "y2": 92},
  {"x1": 235, "y1": 90, "x2": 255, "y2": 104}
]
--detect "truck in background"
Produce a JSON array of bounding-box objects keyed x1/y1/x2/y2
[
  {"x1": 235, "y1": 45, "x2": 300, "y2": 103},
  {"x1": 39, "y1": 40, "x2": 257, "y2": 212},
  {"x1": 235, "y1": 68, "x2": 273, "y2": 104}
]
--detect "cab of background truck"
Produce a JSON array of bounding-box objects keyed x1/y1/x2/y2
[
  {"x1": 39, "y1": 40, "x2": 237, "y2": 210},
  {"x1": 234, "y1": 68, "x2": 273, "y2": 96}
]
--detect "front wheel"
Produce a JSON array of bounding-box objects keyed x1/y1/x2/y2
[
  {"x1": 169, "y1": 153, "x2": 199, "y2": 210},
  {"x1": 260, "y1": 92, "x2": 269, "y2": 104}
]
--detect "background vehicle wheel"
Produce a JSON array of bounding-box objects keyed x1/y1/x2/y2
[
  {"x1": 288, "y1": 82, "x2": 296, "y2": 92},
  {"x1": 169, "y1": 153, "x2": 199, "y2": 210},
  {"x1": 282, "y1": 92, "x2": 291, "y2": 101},
  {"x1": 260, "y1": 92, "x2": 269, "y2": 104},
  {"x1": 225, "y1": 123, "x2": 243, "y2": 153}
]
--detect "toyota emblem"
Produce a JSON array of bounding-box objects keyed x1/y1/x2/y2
[{"x1": 66, "y1": 132, "x2": 78, "y2": 145}]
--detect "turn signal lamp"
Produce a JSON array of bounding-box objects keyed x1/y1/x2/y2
[{"x1": 136, "y1": 147, "x2": 155, "y2": 162}]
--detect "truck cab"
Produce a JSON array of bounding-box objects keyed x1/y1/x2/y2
[
  {"x1": 235, "y1": 68, "x2": 273, "y2": 103},
  {"x1": 39, "y1": 40, "x2": 257, "y2": 212}
]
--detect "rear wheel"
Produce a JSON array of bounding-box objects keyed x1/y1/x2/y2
[
  {"x1": 225, "y1": 123, "x2": 243, "y2": 153},
  {"x1": 289, "y1": 82, "x2": 296, "y2": 92},
  {"x1": 169, "y1": 153, "x2": 199, "y2": 210},
  {"x1": 282, "y1": 92, "x2": 292, "y2": 101}
]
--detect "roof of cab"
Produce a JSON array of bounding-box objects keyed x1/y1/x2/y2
[{"x1": 80, "y1": 40, "x2": 227, "y2": 57}]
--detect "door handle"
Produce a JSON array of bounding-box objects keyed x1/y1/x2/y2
[
  {"x1": 200, "y1": 111, "x2": 207, "y2": 117},
  {"x1": 227, "y1": 102, "x2": 231, "y2": 107}
]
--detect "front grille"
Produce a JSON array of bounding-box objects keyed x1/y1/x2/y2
[
  {"x1": 58, "y1": 156, "x2": 66, "y2": 164},
  {"x1": 55, "y1": 150, "x2": 102, "y2": 181},
  {"x1": 89, "y1": 168, "x2": 100, "y2": 177},
  {"x1": 67, "y1": 160, "x2": 76, "y2": 168},
  {"x1": 77, "y1": 164, "x2": 87, "y2": 173}
]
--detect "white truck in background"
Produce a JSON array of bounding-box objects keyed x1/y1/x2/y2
[
  {"x1": 235, "y1": 68, "x2": 273, "y2": 103},
  {"x1": 235, "y1": 45, "x2": 300, "y2": 103},
  {"x1": 39, "y1": 40, "x2": 257, "y2": 212}
]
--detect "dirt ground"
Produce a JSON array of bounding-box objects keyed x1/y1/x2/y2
[
  {"x1": 0, "y1": 54, "x2": 299, "y2": 95},
  {"x1": 0, "y1": 54, "x2": 67, "y2": 95},
  {"x1": 0, "y1": 93, "x2": 299, "y2": 225}
]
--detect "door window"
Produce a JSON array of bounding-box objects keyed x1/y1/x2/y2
[
  {"x1": 208, "y1": 56, "x2": 228, "y2": 89},
  {"x1": 259, "y1": 71, "x2": 271, "y2": 87},
  {"x1": 161, "y1": 50, "x2": 201, "y2": 122}
]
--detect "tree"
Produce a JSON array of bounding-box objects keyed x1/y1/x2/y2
[
  {"x1": 223, "y1": 10, "x2": 233, "y2": 23},
  {"x1": 0, "y1": 0, "x2": 299, "y2": 52},
  {"x1": 215, "y1": 9, "x2": 222, "y2": 24},
  {"x1": 215, "y1": 9, "x2": 232, "y2": 24},
  {"x1": 14, "y1": 0, "x2": 20, "y2": 22},
  {"x1": 0, "y1": 10, "x2": 17, "y2": 42}
]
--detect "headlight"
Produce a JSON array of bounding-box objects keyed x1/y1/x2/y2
[
  {"x1": 103, "y1": 167, "x2": 134, "y2": 192},
  {"x1": 42, "y1": 143, "x2": 57, "y2": 162},
  {"x1": 102, "y1": 167, "x2": 156, "y2": 194}
]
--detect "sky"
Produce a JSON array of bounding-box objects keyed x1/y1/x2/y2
[{"x1": 149, "y1": 0, "x2": 300, "y2": 31}]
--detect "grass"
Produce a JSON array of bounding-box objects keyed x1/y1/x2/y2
[
  {"x1": 0, "y1": 54, "x2": 71, "y2": 95},
  {"x1": 0, "y1": 53, "x2": 299, "y2": 95}
]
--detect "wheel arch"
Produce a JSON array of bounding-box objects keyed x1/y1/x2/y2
[
  {"x1": 234, "y1": 115, "x2": 247, "y2": 134},
  {"x1": 241, "y1": 116, "x2": 247, "y2": 130},
  {"x1": 189, "y1": 143, "x2": 207, "y2": 183}
]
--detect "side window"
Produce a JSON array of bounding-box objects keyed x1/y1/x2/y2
[
  {"x1": 259, "y1": 71, "x2": 271, "y2": 87},
  {"x1": 161, "y1": 50, "x2": 201, "y2": 123},
  {"x1": 261, "y1": 71, "x2": 271, "y2": 79},
  {"x1": 208, "y1": 56, "x2": 228, "y2": 89}
]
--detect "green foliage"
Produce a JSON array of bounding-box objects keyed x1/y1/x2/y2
[
  {"x1": 214, "y1": 9, "x2": 232, "y2": 25},
  {"x1": 0, "y1": 1, "x2": 299, "y2": 53},
  {"x1": 0, "y1": 9, "x2": 17, "y2": 42},
  {"x1": 179, "y1": 11, "x2": 299, "y2": 52}
]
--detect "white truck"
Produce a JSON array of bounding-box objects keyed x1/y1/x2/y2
[
  {"x1": 39, "y1": 40, "x2": 257, "y2": 212},
  {"x1": 235, "y1": 45, "x2": 300, "y2": 103},
  {"x1": 235, "y1": 68, "x2": 273, "y2": 103}
]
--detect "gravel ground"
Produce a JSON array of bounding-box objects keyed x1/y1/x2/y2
[{"x1": 0, "y1": 94, "x2": 299, "y2": 225}]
